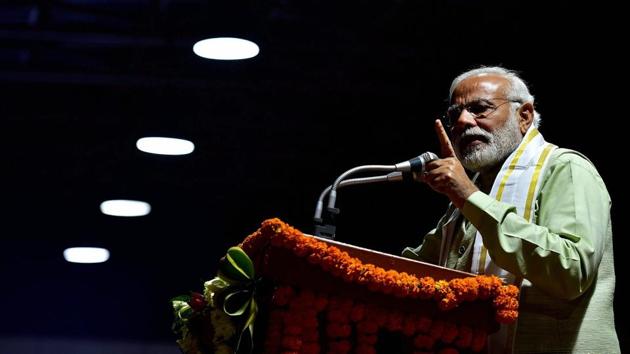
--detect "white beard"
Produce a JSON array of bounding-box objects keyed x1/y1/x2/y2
[{"x1": 454, "y1": 114, "x2": 523, "y2": 172}]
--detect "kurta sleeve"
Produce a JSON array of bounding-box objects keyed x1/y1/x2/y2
[
  {"x1": 461, "y1": 150, "x2": 610, "y2": 300},
  {"x1": 402, "y1": 206, "x2": 457, "y2": 264},
  {"x1": 402, "y1": 227, "x2": 442, "y2": 264}
]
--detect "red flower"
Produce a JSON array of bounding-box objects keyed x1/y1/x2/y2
[{"x1": 188, "y1": 292, "x2": 205, "y2": 311}]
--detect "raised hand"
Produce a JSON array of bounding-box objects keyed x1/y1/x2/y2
[{"x1": 419, "y1": 119, "x2": 479, "y2": 209}]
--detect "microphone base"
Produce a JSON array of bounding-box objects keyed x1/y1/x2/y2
[{"x1": 314, "y1": 223, "x2": 336, "y2": 239}]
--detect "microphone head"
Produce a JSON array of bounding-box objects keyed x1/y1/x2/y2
[
  {"x1": 409, "y1": 151, "x2": 438, "y2": 173},
  {"x1": 420, "y1": 151, "x2": 438, "y2": 167}
]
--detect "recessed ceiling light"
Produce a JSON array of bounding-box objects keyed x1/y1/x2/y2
[
  {"x1": 192, "y1": 37, "x2": 259, "y2": 60},
  {"x1": 100, "y1": 199, "x2": 151, "y2": 217},
  {"x1": 136, "y1": 137, "x2": 194, "y2": 156},
  {"x1": 63, "y1": 247, "x2": 110, "y2": 264}
]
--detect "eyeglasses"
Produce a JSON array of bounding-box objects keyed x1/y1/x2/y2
[{"x1": 441, "y1": 98, "x2": 523, "y2": 129}]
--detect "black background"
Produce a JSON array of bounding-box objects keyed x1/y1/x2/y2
[{"x1": 1, "y1": 0, "x2": 625, "y2": 352}]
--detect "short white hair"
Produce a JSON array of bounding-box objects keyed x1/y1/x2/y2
[{"x1": 449, "y1": 66, "x2": 541, "y2": 127}]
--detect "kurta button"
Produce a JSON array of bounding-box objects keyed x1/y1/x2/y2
[{"x1": 458, "y1": 245, "x2": 466, "y2": 256}]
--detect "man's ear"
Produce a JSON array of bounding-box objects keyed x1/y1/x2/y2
[{"x1": 518, "y1": 102, "x2": 534, "y2": 134}]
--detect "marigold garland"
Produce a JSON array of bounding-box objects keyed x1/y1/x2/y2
[
  {"x1": 241, "y1": 218, "x2": 520, "y2": 324},
  {"x1": 173, "y1": 218, "x2": 521, "y2": 354}
]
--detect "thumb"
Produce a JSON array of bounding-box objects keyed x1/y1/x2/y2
[{"x1": 434, "y1": 119, "x2": 457, "y2": 158}]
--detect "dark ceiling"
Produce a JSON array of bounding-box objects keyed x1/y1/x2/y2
[{"x1": 1, "y1": 0, "x2": 626, "y2": 353}]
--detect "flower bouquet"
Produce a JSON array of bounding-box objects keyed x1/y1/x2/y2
[{"x1": 172, "y1": 218, "x2": 519, "y2": 354}]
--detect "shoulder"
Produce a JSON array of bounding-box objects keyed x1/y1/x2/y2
[
  {"x1": 548, "y1": 148, "x2": 601, "y2": 177},
  {"x1": 544, "y1": 147, "x2": 609, "y2": 194}
]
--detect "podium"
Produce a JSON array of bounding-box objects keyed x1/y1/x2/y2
[{"x1": 171, "y1": 218, "x2": 519, "y2": 354}]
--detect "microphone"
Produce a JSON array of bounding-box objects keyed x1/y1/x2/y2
[
  {"x1": 393, "y1": 151, "x2": 439, "y2": 174},
  {"x1": 314, "y1": 152, "x2": 438, "y2": 238},
  {"x1": 313, "y1": 172, "x2": 405, "y2": 238},
  {"x1": 326, "y1": 152, "x2": 438, "y2": 210},
  {"x1": 314, "y1": 171, "x2": 406, "y2": 223}
]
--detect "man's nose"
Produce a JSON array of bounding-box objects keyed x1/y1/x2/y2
[{"x1": 453, "y1": 109, "x2": 477, "y2": 132}]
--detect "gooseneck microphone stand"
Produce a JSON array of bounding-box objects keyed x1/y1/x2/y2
[{"x1": 313, "y1": 152, "x2": 438, "y2": 239}]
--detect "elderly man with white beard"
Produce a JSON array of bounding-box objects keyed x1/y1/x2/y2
[{"x1": 402, "y1": 67, "x2": 619, "y2": 353}]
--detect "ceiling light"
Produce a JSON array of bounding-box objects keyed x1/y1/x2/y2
[
  {"x1": 63, "y1": 247, "x2": 110, "y2": 264},
  {"x1": 100, "y1": 199, "x2": 151, "y2": 217},
  {"x1": 193, "y1": 37, "x2": 259, "y2": 60},
  {"x1": 136, "y1": 137, "x2": 194, "y2": 156}
]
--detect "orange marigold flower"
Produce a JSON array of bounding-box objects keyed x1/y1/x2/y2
[
  {"x1": 496, "y1": 309, "x2": 519, "y2": 324},
  {"x1": 350, "y1": 303, "x2": 366, "y2": 322},
  {"x1": 403, "y1": 315, "x2": 417, "y2": 336},
  {"x1": 320, "y1": 256, "x2": 334, "y2": 271},
  {"x1": 441, "y1": 322, "x2": 459, "y2": 343},
  {"x1": 301, "y1": 311, "x2": 319, "y2": 328},
  {"x1": 356, "y1": 321, "x2": 378, "y2": 334},
  {"x1": 283, "y1": 312, "x2": 303, "y2": 326},
  {"x1": 356, "y1": 345, "x2": 377, "y2": 354},
  {"x1": 240, "y1": 230, "x2": 269, "y2": 256},
  {"x1": 385, "y1": 312, "x2": 404, "y2": 332},
  {"x1": 455, "y1": 325, "x2": 473, "y2": 349},
  {"x1": 295, "y1": 289, "x2": 316, "y2": 306},
  {"x1": 476, "y1": 275, "x2": 504, "y2": 299},
  {"x1": 498, "y1": 284, "x2": 520, "y2": 298},
  {"x1": 328, "y1": 296, "x2": 352, "y2": 312},
  {"x1": 429, "y1": 320, "x2": 446, "y2": 340},
  {"x1": 493, "y1": 295, "x2": 519, "y2": 311},
  {"x1": 342, "y1": 263, "x2": 361, "y2": 283},
  {"x1": 327, "y1": 309, "x2": 348, "y2": 323},
  {"x1": 413, "y1": 334, "x2": 435, "y2": 350},
  {"x1": 434, "y1": 279, "x2": 451, "y2": 300},
  {"x1": 281, "y1": 336, "x2": 303, "y2": 351},
  {"x1": 438, "y1": 347, "x2": 460, "y2": 354},
  {"x1": 367, "y1": 281, "x2": 380, "y2": 293},
  {"x1": 284, "y1": 324, "x2": 303, "y2": 336},
  {"x1": 328, "y1": 340, "x2": 351, "y2": 354},
  {"x1": 293, "y1": 242, "x2": 310, "y2": 257},
  {"x1": 449, "y1": 277, "x2": 479, "y2": 302},
  {"x1": 368, "y1": 306, "x2": 388, "y2": 327},
  {"x1": 357, "y1": 334, "x2": 378, "y2": 345},
  {"x1": 270, "y1": 233, "x2": 285, "y2": 247},
  {"x1": 272, "y1": 286, "x2": 295, "y2": 307},
  {"x1": 357, "y1": 264, "x2": 375, "y2": 285},
  {"x1": 303, "y1": 330, "x2": 319, "y2": 342},
  {"x1": 307, "y1": 252, "x2": 323, "y2": 265},
  {"x1": 416, "y1": 316, "x2": 433, "y2": 333},
  {"x1": 439, "y1": 291, "x2": 459, "y2": 311},
  {"x1": 302, "y1": 343, "x2": 320, "y2": 354},
  {"x1": 417, "y1": 277, "x2": 436, "y2": 299},
  {"x1": 326, "y1": 323, "x2": 352, "y2": 338},
  {"x1": 471, "y1": 327, "x2": 487, "y2": 352},
  {"x1": 314, "y1": 294, "x2": 329, "y2": 312}
]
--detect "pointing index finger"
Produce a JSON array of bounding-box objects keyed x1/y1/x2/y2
[{"x1": 435, "y1": 119, "x2": 457, "y2": 158}]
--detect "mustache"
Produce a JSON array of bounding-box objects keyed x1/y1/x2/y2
[{"x1": 455, "y1": 127, "x2": 493, "y2": 144}]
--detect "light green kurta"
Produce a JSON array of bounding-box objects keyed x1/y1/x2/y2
[{"x1": 402, "y1": 148, "x2": 619, "y2": 353}]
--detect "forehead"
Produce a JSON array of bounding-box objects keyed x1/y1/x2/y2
[{"x1": 451, "y1": 74, "x2": 510, "y2": 103}]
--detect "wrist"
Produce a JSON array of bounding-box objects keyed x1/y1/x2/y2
[{"x1": 452, "y1": 184, "x2": 479, "y2": 209}]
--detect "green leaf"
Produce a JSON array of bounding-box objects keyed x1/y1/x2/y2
[
  {"x1": 204, "y1": 277, "x2": 228, "y2": 292},
  {"x1": 174, "y1": 304, "x2": 193, "y2": 320},
  {"x1": 227, "y1": 247, "x2": 255, "y2": 279},
  {"x1": 223, "y1": 290, "x2": 252, "y2": 316},
  {"x1": 235, "y1": 299, "x2": 257, "y2": 354},
  {"x1": 218, "y1": 247, "x2": 254, "y2": 283},
  {"x1": 171, "y1": 295, "x2": 191, "y2": 303},
  {"x1": 218, "y1": 258, "x2": 247, "y2": 283}
]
